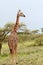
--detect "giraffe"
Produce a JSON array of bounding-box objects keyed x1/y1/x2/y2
[{"x1": 8, "y1": 10, "x2": 25, "y2": 64}]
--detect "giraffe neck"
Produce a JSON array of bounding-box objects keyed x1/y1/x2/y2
[{"x1": 14, "y1": 14, "x2": 19, "y2": 32}]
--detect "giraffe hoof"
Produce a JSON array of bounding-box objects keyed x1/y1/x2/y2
[{"x1": 16, "y1": 62, "x2": 18, "y2": 64}]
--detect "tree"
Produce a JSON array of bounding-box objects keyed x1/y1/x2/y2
[
  {"x1": 0, "y1": 22, "x2": 28, "y2": 54},
  {"x1": 31, "y1": 30, "x2": 39, "y2": 34},
  {"x1": 41, "y1": 28, "x2": 43, "y2": 33},
  {"x1": 0, "y1": 27, "x2": 9, "y2": 55}
]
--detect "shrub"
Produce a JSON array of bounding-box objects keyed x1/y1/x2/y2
[{"x1": 35, "y1": 37, "x2": 43, "y2": 46}]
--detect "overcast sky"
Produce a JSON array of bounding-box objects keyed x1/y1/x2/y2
[{"x1": 0, "y1": 0, "x2": 43, "y2": 30}]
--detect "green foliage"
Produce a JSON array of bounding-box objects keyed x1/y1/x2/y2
[
  {"x1": 41, "y1": 28, "x2": 43, "y2": 33},
  {"x1": 18, "y1": 33, "x2": 32, "y2": 43},
  {"x1": 31, "y1": 30, "x2": 39, "y2": 34},
  {"x1": 35, "y1": 36, "x2": 43, "y2": 46},
  {"x1": 1, "y1": 43, "x2": 43, "y2": 65},
  {"x1": 0, "y1": 42, "x2": 2, "y2": 55}
]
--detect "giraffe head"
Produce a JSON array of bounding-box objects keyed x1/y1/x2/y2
[{"x1": 17, "y1": 10, "x2": 25, "y2": 17}]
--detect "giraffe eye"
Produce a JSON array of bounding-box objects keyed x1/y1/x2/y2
[{"x1": 20, "y1": 13, "x2": 22, "y2": 14}]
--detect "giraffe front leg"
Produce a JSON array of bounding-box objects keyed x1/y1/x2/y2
[
  {"x1": 12, "y1": 49, "x2": 18, "y2": 65},
  {"x1": 15, "y1": 48, "x2": 18, "y2": 64},
  {"x1": 10, "y1": 50, "x2": 16, "y2": 65}
]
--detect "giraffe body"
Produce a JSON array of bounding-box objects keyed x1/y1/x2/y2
[{"x1": 8, "y1": 31, "x2": 18, "y2": 54}]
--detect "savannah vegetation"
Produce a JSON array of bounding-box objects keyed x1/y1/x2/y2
[{"x1": 0, "y1": 22, "x2": 43, "y2": 65}]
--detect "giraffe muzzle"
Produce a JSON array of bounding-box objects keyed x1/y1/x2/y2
[{"x1": 24, "y1": 15, "x2": 25, "y2": 17}]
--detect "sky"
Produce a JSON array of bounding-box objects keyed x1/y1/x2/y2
[{"x1": 0, "y1": 0, "x2": 43, "y2": 30}]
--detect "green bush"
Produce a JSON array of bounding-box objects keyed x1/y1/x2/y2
[{"x1": 35, "y1": 37, "x2": 43, "y2": 46}]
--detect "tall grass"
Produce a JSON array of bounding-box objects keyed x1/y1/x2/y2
[{"x1": 0, "y1": 41, "x2": 43, "y2": 65}]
